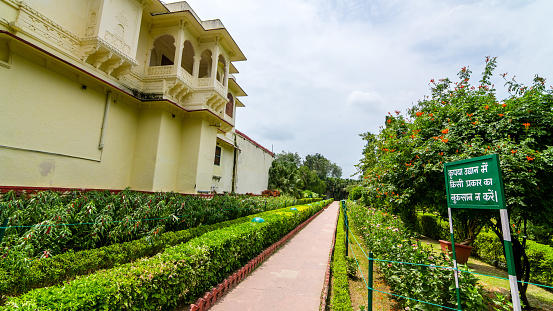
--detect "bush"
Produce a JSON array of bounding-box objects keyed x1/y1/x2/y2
[
  {"x1": 330, "y1": 208, "x2": 353, "y2": 311},
  {"x1": 348, "y1": 186, "x2": 364, "y2": 201},
  {"x1": 415, "y1": 213, "x2": 451, "y2": 241},
  {"x1": 348, "y1": 201, "x2": 486, "y2": 311},
  {"x1": 0, "y1": 214, "x2": 254, "y2": 297},
  {"x1": 3, "y1": 200, "x2": 332, "y2": 309},
  {"x1": 472, "y1": 231, "x2": 553, "y2": 287}
]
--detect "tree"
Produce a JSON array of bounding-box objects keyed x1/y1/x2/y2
[
  {"x1": 275, "y1": 151, "x2": 302, "y2": 167},
  {"x1": 357, "y1": 57, "x2": 553, "y2": 308},
  {"x1": 268, "y1": 153, "x2": 303, "y2": 198},
  {"x1": 304, "y1": 153, "x2": 331, "y2": 179},
  {"x1": 329, "y1": 162, "x2": 343, "y2": 178},
  {"x1": 299, "y1": 165, "x2": 326, "y2": 195}
]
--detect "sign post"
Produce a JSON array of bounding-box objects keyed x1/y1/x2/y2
[{"x1": 444, "y1": 154, "x2": 521, "y2": 311}]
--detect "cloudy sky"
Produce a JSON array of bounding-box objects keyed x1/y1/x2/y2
[{"x1": 168, "y1": 0, "x2": 553, "y2": 178}]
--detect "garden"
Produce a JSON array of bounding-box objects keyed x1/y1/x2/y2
[
  {"x1": 328, "y1": 57, "x2": 553, "y2": 310},
  {"x1": 0, "y1": 188, "x2": 331, "y2": 309}
]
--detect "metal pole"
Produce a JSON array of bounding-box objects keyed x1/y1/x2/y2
[
  {"x1": 499, "y1": 209, "x2": 522, "y2": 311},
  {"x1": 342, "y1": 200, "x2": 348, "y2": 257},
  {"x1": 368, "y1": 252, "x2": 374, "y2": 311},
  {"x1": 447, "y1": 207, "x2": 462, "y2": 310}
]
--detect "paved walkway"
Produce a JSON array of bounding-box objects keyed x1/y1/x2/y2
[{"x1": 210, "y1": 201, "x2": 339, "y2": 311}]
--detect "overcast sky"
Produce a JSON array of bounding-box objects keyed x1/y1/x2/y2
[{"x1": 167, "y1": 0, "x2": 553, "y2": 178}]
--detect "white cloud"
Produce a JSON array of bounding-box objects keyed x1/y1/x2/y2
[{"x1": 167, "y1": 0, "x2": 553, "y2": 177}]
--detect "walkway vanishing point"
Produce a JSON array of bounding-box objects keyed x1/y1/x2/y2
[{"x1": 208, "y1": 201, "x2": 339, "y2": 311}]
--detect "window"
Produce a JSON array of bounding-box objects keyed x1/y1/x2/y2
[
  {"x1": 226, "y1": 93, "x2": 234, "y2": 117},
  {"x1": 214, "y1": 146, "x2": 221, "y2": 165}
]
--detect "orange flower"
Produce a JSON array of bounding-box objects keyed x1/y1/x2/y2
[
  {"x1": 498, "y1": 114, "x2": 504, "y2": 117},
  {"x1": 441, "y1": 128, "x2": 449, "y2": 134},
  {"x1": 439, "y1": 152, "x2": 444, "y2": 156},
  {"x1": 485, "y1": 105, "x2": 489, "y2": 109},
  {"x1": 526, "y1": 156, "x2": 534, "y2": 161},
  {"x1": 416, "y1": 111, "x2": 424, "y2": 117},
  {"x1": 523, "y1": 122, "x2": 530, "y2": 129},
  {"x1": 502, "y1": 103, "x2": 507, "y2": 108},
  {"x1": 387, "y1": 119, "x2": 391, "y2": 124},
  {"x1": 442, "y1": 138, "x2": 449, "y2": 143},
  {"x1": 511, "y1": 150, "x2": 517, "y2": 154}
]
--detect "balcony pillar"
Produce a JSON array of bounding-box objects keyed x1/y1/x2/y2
[
  {"x1": 223, "y1": 57, "x2": 229, "y2": 87},
  {"x1": 210, "y1": 38, "x2": 219, "y2": 81},
  {"x1": 193, "y1": 55, "x2": 201, "y2": 78}
]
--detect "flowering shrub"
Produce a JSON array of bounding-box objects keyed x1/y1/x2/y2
[
  {"x1": 0, "y1": 190, "x2": 293, "y2": 271},
  {"x1": 347, "y1": 201, "x2": 486, "y2": 310}
]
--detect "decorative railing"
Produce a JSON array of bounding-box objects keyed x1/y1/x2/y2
[{"x1": 147, "y1": 65, "x2": 175, "y2": 76}]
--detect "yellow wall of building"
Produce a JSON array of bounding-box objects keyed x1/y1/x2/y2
[
  {"x1": 24, "y1": 0, "x2": 87, "y2": 36},
  {"x1": 0, "y1": 53, "x2": 141, "y2": 189}
]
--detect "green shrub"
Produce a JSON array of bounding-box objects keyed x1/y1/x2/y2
[
  {"x1": 415, "y1": 213, "x2": 450, "y2": 241},
  {"x1": 0, "y1": 214, "x2": 253, "y2": 297},
  {"x1": 330, "y1": 208, "x2": 353, "y2": 311},
  {"x1": 472, "y1": 231, "x2": 553, "y2": 287},
  {"x1": 348, "y1": 186, "x2": 364, "y2": 201},
  {"x1": 349, "y1": 202, "x2": 486, "y2": 311},
  {"x1": 3, "y1": 200, "x2": 332, "y2": 310}
]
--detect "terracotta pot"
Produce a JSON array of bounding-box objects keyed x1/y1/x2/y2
[{"x1": 438, "y1": 240, "x2": 473, "y2": 264}]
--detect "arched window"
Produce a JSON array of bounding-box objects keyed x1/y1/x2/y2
[
  {"x1": 198, "y1": 49, "x2": 212, "y2": 78},
  {"x1": 149, "y1": 34, "x2": 176, "y2": 67},
  {"x1": 225, "y1": 93, "x2": 234, "y2": 117},
  {"x1": 216, "y1": 55, "x2": 226, "y2": 82},
  {"x1": 181, "y1": 40, "x2": 194, "y2": 75}
]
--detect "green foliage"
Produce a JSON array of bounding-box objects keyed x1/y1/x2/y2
[
  {"x1": 330, "y1": 209, "x2": 353, "y2": 311},
  {"x1": 348, "y1": 186, "x2": 364, "y2": 201},
  {"x1": 0, "y1": 190, "x2": 286, "y2": 268},
  {"x1": 327, "y1": 178, "x2": 357, "y2": 201},
  {"x1": 472, "y1": 231, "x2": 553, "y2": 288},
  {"x1": 3, "y1": 200, "x2": 332, "y2": 310},
  {"x1": 415, "y1": 213, "x2": 451, "y2": 241},
  {"x1": 415, "y1": 214, "x2": 553, "y2": 288},
  {"x1": 356, "y1": 57, "x2": 553, "y2": 306},
  {"x1": 299, "y1": 165, "x2": 326, "y2": 195},
  {"x1": 268, "y1": 153, "x2": 303, "y2": 197},
  {"x1": 348, "y1": 201, "x2": 487, "y2": 310},
  {"x1": 0, "y1": 214, "x2": 254, "y2": 297}
]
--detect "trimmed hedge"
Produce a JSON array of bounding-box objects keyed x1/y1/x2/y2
[
  {"x1": 0, "y1": 214, "x2": 253, "y2": 298},
  {"x1": 329, "y1": 207, "x2": 353, "y2": 311},
  {"x1": 416, "y1": 213, "x2": 553, "y2": 288},
  {"x1": 3, "y1": 200, "x2": 331, "y2": 310}
]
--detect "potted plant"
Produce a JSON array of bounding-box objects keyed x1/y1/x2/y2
[{"x1": 438, "y1": 240, "x2": 473, "y2": 264}]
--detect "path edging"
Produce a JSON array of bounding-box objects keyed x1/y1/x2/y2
[{"x1": 320, "y1": 202, "x2": 340, "y2": 310}]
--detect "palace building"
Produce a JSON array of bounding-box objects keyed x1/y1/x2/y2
[{"x1": 0, "y1": 0, "x2": 273, "y2": 194}]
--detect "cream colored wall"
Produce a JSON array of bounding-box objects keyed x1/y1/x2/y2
[
  {"x1": 129, "y1": 108, "x2": 162, "y2": 190},
  {"x1": 24, "y1": 0, "x2": 88, "y2": 36},
  {"x1": 152, "y1": 110, "x2": 182, "y2": 191},
  {"x1": 175, "y1": 117, "x2": 217, "y2": 193},
  {"x1": 0, "y1": 53, "x2": 140, "y2": 189},
  {"x1": 234, "y1": 135, "x2": 273, "y2": 195},
  {"x1": 213, "y1": 142, "x2": 234, "y2": 193}
]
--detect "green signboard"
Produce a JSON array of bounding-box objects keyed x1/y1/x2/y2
[{"x1": 444, "y1": 154, "x2": 505, "y2": 209}]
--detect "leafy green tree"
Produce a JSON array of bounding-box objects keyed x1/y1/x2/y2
[
  {"x1": 268, "y1": 154, "x2": 302, "y2": 198},
  {"x1": 299, "y1": 165, "x2": 326, "y2": 195},
  {"x1": 304, "y1": 153, "x2": 331, "y2": 179},
  {"x1": 329, "y1": 162, "x2": 343, "y2": 178},
  {"x1": 358, "y1": 57, "x2": 553, "y2": 308},
  {"x1": 275, "y1": 151, "x2": 302, "y2": 167}
]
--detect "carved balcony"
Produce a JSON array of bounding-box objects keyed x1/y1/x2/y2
[{"x1": 81, "y1": 36, "x2": 138, "y2": 79}]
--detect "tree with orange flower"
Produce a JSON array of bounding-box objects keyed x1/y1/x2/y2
[{"x1": 357, "y1": 56, "x2": 553, "y2": 308}]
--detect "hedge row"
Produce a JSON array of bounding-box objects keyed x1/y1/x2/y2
[
  {"x1": 0, "y1": 190, "x2": 293, "y2": 267},
  {"x1": 3, "y1": 200, "x2": 332, "y2": 310},
  {"x1": 329, "y1": 206, "x2": 353, "y2": 311},
  {"x1": 0, "y1": 214, "x2": 253, "y2": 298},
  {"x1": 416, "y1": 213, "x2": 553, "y2": 288}
]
